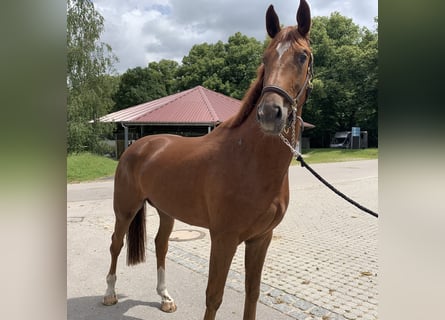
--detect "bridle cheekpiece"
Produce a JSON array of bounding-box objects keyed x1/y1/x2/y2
[{"x1": 260, "y1": 52, "x2": 314, "y2": 153}]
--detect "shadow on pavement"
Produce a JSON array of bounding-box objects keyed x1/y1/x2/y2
[{"x1": 67, "y1": 295, "x2": 161, "y2": 320}]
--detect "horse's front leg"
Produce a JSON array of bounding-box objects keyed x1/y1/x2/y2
[
  {"x1": 155, "y1": 210, "x2": 177, "y2": 312},
  {"x1": 203, "y1": 231, "x2": 239, "y2": 320},
  {"x1": 243, "y1": 231, "x2": 273, "y2": 320}
]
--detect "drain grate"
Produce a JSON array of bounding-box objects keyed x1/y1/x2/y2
[{"x1": 169, "y1": 229, "x2": 206, "y2": 242}]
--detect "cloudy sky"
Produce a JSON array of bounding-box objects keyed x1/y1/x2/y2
[{"x1": 92, "y1": 0, "x2": 377, "y2": 74}]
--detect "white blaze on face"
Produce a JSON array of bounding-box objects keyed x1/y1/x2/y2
[{"x1": 276, "y1": 41, "x2": 291, "y2": 60}]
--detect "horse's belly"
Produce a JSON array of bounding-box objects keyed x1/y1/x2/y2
[
  {"x1": 141, "y1": 167, "x2": 211, "y2": 228},
  {"x1": 148, "y1": 195, "x2": 210, "y2": 228},
  {"x1": 129, "y1": 136, "x2": 212, "y2": 228}
]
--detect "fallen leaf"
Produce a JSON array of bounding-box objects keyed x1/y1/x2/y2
[
  {"x1": 275, "y1": 297, "x2": 284, "y2": 304},
  {"x1": 360, "y1": 271, "x2": 373, "y2": 276}
]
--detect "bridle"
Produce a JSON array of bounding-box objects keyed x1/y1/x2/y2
[
  {"x1": 258, "y1": 52, "x2": 379, "y2": 219},
  {"x1": 260, "y1": 52, "x2": 314, "y2": 150},
  {"x1": 261, "y1": 52, "x2": 313, "y2": 111}
]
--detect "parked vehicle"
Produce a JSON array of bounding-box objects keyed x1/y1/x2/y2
[
  {"x1": 330, "y1": 131, "x2": 368, "y2": 149},
  {"x1": 330, "y1": 131, "x2": 351, "y2": 148}
]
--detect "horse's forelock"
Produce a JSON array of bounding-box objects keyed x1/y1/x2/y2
[{"x1": 275, "y1": 26, "x2": 309, "y2": 46}]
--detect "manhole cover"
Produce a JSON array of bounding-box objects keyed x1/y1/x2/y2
[{"x1": 169, "y1": 229, "x2": 206, "y2": 242}]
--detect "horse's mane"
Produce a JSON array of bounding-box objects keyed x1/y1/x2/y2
[{"x1": 226, "y1": 64, "x2": 265, "y2": 128}]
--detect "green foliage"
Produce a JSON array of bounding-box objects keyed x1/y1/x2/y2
[
  {"x1": 149, "y1": 60, "x2": 180, "y2": 95},
  {"x1": 67, "y1": 0, "x2": 118, "y2": 153},
  {"x1": 67, "y1": 152, "x2": 117, "y2": 182},
  {"x1": 176, "y1": 32, "x2": 263, "y2": 99},
  {"x1": 112, "y1": 33, "x2": 263, "y2": 111},
  {"x1": 176, "y1": 41, "x2": 227, "y2": 93},
  {"x1": 68, "y1": 7, "x2": 377, "y2": 150},
  {"x1": 221, "y1": 33, "x2": 264, "y2": 99},
  {"x1": 305, "y1": 13, "x2": 378, "y2": 147},
  {"x1": 112, "y1": 60, "x2": 180, "y2": 111}
]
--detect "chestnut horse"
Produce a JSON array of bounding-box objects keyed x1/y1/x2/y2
[{"x1": 103, "y1": 1, "x2": 312, "y2": 319}]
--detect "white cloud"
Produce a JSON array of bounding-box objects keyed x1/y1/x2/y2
[{"x1": 92, "y1": 0, "x2": 377, "y2": 74}]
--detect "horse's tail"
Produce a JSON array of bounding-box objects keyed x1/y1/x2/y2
[{"x1": 126, "y1": 204, "x2": 146, "y2": 266}]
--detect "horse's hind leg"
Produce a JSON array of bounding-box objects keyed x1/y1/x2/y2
[
  {"x1": 103, "y1": 200, "x2": 146, "y2": 306},
  {"x1": 103, "y1": 214, "x2": 132, "y2": 305},
  {"x1": 155, "y1": 210, "x2": 177, "y2": 312}
]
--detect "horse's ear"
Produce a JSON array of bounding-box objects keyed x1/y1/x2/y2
[
  {"x1": 266, "y1": 5, "x2": 281, "y2": 38},
  {"x1": 296, "y1": 0, "x2": 311, "y2": 37}
]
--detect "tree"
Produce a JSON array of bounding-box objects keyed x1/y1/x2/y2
[
  {"x1": 112, "y1": 67, "x2": 161, "y2": 111},
  {"x1": 67, "y1": 0, "x2": 118, "y2": 153},
  {"x1": 112, "y1": 59, "x2": 180, "y2": 112},
  {"x1": 221, "y1": 32, "x2": 264, "y2": 99},
  {"x1": 304, "y1": 13, "x2": 378, "y2": 147},
  {"x1": 176, "y1": 33, "x2": 263, "y2": 99},
  {"x1": 148, "y1": 59, "x2": 180, "y2": 95},
  {"x1": 176, "y1": 41, "x2": 227, "y2": 93}
]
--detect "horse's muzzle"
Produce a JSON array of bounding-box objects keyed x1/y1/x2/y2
[{"x1": 257, "y1": 100, "x2": 288, "y2": 134}]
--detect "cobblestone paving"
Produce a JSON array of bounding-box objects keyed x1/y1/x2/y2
[
  {"x1": 142, "y1": 169, "x2": 378, "y2": 320},
  {"x1": 68, "y1": 161, "x2": 378, "y2": 320}
]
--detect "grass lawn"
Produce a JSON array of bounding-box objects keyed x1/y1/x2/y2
[
  {"x1": 67, "y1": 148, "x2": 378, "y2": 183},
  {"x1": 292, "y1": 148, "x2": 378, "y2": 165},
  {"x1": 67, "y1": 153, "x2": 118, "y2": 183}
]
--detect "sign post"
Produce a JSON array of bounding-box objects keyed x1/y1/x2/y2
[{"x1": 351, "y1": 127, "x2": 361, "y2": 149}]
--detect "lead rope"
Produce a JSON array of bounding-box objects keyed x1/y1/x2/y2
[{"x1": 279, "y1": 108, "x2": 379, "y2": 219}]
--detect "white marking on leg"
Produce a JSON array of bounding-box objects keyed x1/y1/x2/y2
[
  {"x1": 103, "y1": 274, "x2": 118, "y2": 305},
  {"x1": 157, "y1": 267, "x2": 174, "y2": 303},
  {"x1": 105, "y1": 274, "x2": 116, "y2": 297},
  {"x1": 276, "y1": 41, "x2": 291, "y2": 60}
]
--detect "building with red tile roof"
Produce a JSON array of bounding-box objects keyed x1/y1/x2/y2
[
  {"x1": 99, "y1": 85, "x2": 240, "y2": 127},
  {"x1": 98, "y1": 85, "x2": 314, "y2": 157},
  {"x1": 98, "y1": 85, "x2": 241, "y2": 157}
]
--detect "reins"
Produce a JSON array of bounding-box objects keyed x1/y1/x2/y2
[{"x1": 261, "y1": 53, "x2": 379, "y2": 219}]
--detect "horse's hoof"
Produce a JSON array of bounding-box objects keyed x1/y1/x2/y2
[
  {"x1": 103, "y1": 294, "x2": 118, "y2": 306},
  {"x1": 161, "y1": 300, "x2": 177, "y2": 313}
]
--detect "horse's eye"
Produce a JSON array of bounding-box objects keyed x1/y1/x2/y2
[
  {"x1": 298, "y1": 53, "x2": 307, "y2": 64},
  {"x1": 262, "y1": 55, "x2": 267, "y2": 64}
]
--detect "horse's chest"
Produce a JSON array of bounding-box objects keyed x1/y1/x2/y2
[
  {"x1": 209, "y1": 188, "x2": 289, "y2": 239},
  {"x1": 254, "y1": 195, "x2": 288, "y2": 232}
]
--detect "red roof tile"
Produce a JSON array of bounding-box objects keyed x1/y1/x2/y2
[{"x1": 99, "y1": 86, "x2": 241, "y2": 124}]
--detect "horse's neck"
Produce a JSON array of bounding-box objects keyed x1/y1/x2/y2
[
  {"x1": 228, "y1": 65, "x2": 265, "y2": 128},
  {"x1": 242, "y1": 109, "x2": 293, "y2": 167},
  {"x1": 209, "y1": 105, "x2": 292, "y2": 184},
  {"x1": 210, "y1": 65, "x2": 293, "y2": 178}
]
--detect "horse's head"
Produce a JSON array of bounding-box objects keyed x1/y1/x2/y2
[{"x1": 257, "y1": 0, "x2": 312, "y2": 135}]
